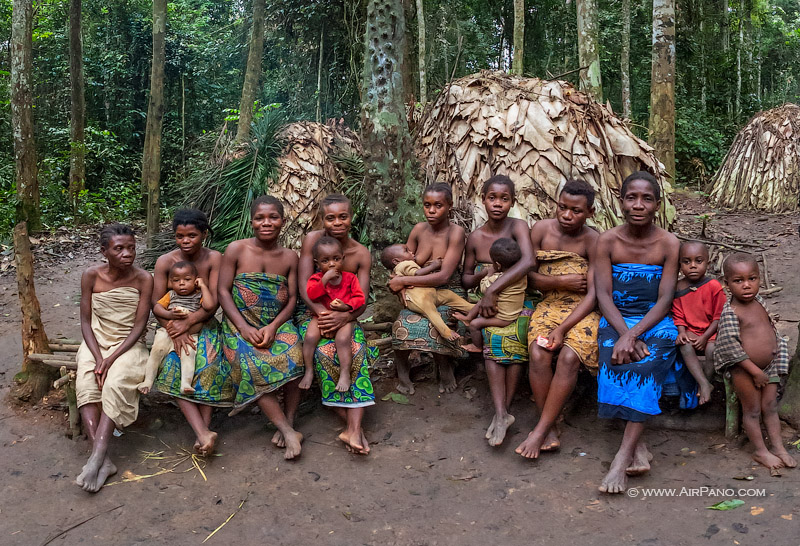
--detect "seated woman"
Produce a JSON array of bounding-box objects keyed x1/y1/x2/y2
[
  {"x1": 297, "y1": 194, "x2": 375, "y2": 454},
  {"x1": 151, "y1": 209, "x2": 230, "y2": 456},
  {"x1": 218, "y1": 195, "x2": 305, "y2": 460},
  {"x1": 75, "y1": 224, "x2": 152, "y2": 493},
  {"x1": 388, "y1": 183, "x2": 467, "y2": 395},
  {"x1": 594, "y1": 171, "x2": 680, "y2": 494},
  {"x1": 463, "y1": 175, "x2": 535, "y2": 447}
]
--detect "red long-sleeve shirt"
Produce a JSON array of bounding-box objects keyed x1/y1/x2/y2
[{"x1": 306, "y1": 271, "x2": 365, "y2": 311}]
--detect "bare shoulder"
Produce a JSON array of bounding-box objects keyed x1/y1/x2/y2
[
  {"x1": 656, "y1": 228, "x2": 680, "y2": 252},
  {"x1": 302, "y1": 230, "x2": 324, "y2": 249},
  {"x1": 154, "y1": 249, "x2": 179, "y2": 271},
  {"x1": 204, "y1": 248, "x2": 223, "y2": 265},
  {"x1": 134, "y1": 266, "x2": 154, "y2": 287},
  {"x1": 447, "y1": 222, "x2": 466, "y2": 240},
  {"x1": 597, "y1": 225, "x2": 623, "y2": 243},
  {"x1": 510, "y1": 217, "x2": 529, "y2": 232},
  {"x1": 81, "y1": 264, "x2": 102, "y2": 282},
  {"x1": 409, "y1": 222, "x2": 428, "y2": 238},
  {"x1": 281, "y1": 247, "x2": 299, "y2": 265}
]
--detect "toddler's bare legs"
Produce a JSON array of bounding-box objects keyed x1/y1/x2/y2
[
  {"x1": 393, "y1": 349, "x2": 415, "y2": 395},
  {"x1": 179, "y1": 340, "x2": 198, "y2": 394},
  {"x1": 485, "y1": 358, "x2": 522, "y2": 446},
  {"x1": 301, "y1": 319, "x2": 321, "y2": 392},
  {"x1": 761, "y1": 382, "x2": 796, "y2": 468},
  {"x1": 679, "y1": 343, "x2": 713, "y2": 404},
  {"x1": 730, "y1": 367, "x2": 786, "y2": 471},
  {"x1": 334, "y1": 322, "x2": 354, "y2": 392}
]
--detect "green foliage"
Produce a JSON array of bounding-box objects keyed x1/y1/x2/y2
[
  {"x1": 675, "y1": 105, "x2": 734, "y2": 187},
  {"x1": 330, "y1": 151, "x2": 370, "y2": 246},
  {"x1": 175, "y1": 107, "x2": 286, "y2": 252}
]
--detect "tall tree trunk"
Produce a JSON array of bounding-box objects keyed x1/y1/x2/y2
[
  {"x1": 735, "y1": 11, "x2": 742, "y2": 118},
  {"x1": 699, "y1": 1, "x2": 706, "y2": 112},
  {"x1": 235, "y1": 0, "x2": 266, "y2": 144},
  {"x1": 576, "y1": 0, "x2": 602, "y2": 101},
  {"x1": 13, "y1": 222, "x2": 53, "y2": 402},
  {"x1": 11, "y1": 0, "x2": 40, "y2": 231},
  {"x1": 512, "y1": 0, "x2": 524, "y2": 75},
  {"x1": 69, "y1": 0, "x2": 85, "y2": 218},
  {"x1": 142, "y1": 0, "x2": 166, "y2": 246},
  {"x1": 415, "y1": 0, "x2": 427, "y2": 103},
  {"x1": 315, "y1": 28, "x2": 324, "y2": 123},
  {"x1": 362, "y1": 0, "x2": 420, "y2": 319},
  {"x1": 621, "y1": 0, "x2": 631, "y2": 118},
  {"x1": 721, "y1": 0, "x2": 729, "y2": 52},
  {"x1": 649, "y1": 0, "x2": 676, "y2": 179}
]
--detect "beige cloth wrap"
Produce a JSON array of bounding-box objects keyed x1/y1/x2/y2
[{"x1": 75, "y1": 286, "x2": 148, "y2": 428}]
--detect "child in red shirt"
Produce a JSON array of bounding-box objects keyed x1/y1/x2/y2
[
  {"x1": 302, "y1": 236, "x2": 365, "y2": 392},
  {"x1": 672, "y1": 241, "x2": 726, "y2": 404}
]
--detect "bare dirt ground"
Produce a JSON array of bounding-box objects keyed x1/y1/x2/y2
[{"x1": 1, "y1": 193, "x2": 799, "y2": 545}]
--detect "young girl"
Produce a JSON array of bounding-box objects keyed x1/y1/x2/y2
[
  {"x1": 463, "y1": 175, "x2": 535, "y2": 447},
  {"x1": 298, "y1": 194, "x2": 375, "y2": 454},
  {"x1": 151, "y1": 209, "x2": 227, "y2": 456},
  {"x1": 218, "y1": 195, "x2": 305, "y2": 459},
  {"x1": 388, "y1": 183, "x2": 467, "y2": 395},
  {"x1": 75, "y1": 224, "x2": 152, "y2": 493}
]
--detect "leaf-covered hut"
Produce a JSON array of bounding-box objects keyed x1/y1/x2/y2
[
  {"x1": 416, "y1": 71, "x2": 675, "y2": 230},
  {"x1": 709, "y1": 104, "x2": 800, "y2": 213}
]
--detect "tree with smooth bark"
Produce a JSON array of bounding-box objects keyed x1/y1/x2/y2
[
  {"x1": 576, "y1": 0, "x2": 602, "y2": 101},
  {"x1": 11, "y1": 0, "x2": 40, "y2": 230},
  {"x1": 649, "y1": 0, "x2": 676, "y2": 179},
  {"x1": 621, "y1": 0, "x2": 632, "y2": 118},
  {"x1": 69, "y1": 0, "x2": 86, "y2": 217},
  {"x1": 512, "y1": 0, "x2": 524, "y2": 75},
  {"x1": 415, "y1": 0, "x2": 427, "y2": 103},
  {"x1": 235, "y1": 0, "x2": 266, "y2": 144},
  {"x1": 142, "y1": 0, "x2": 167, "y2": 246}
]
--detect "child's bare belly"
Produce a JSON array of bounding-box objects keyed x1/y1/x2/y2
[{"x1": 740, "y1": 321, "x2": 777, "y2": 368}]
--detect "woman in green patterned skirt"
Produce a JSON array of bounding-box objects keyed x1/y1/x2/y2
[{"x1": 297, "y1": 194, "x2": 376, "y2": 455}]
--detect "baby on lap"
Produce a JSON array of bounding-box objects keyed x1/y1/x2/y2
[{"x1": 381, "y1": 244, "x2": 474, "y2": 342}]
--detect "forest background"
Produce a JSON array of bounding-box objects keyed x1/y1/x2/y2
[{"x1": 1, "y1": 0, "x2": 799, "y2": 242}]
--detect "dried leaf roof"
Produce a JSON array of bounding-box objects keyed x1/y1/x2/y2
[
  {"x1": 709, "y1": 104, "x2": 800, "y2": 212},
  {"x1": 416, "y1": 70, "x2": 675, "y2": 230}
]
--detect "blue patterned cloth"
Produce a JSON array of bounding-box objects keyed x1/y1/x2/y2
[{"x1": 597, "y1": 264, "x2": 696, "y2": 421}]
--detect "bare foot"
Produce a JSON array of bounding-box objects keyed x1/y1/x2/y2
[
  {"x1": 193, "y1": 439, "x2": 201, "y2": 453},
  {"x1": 338, "y1": 430, "x2": 367, "y2": 454},
  {"x1": 181, "y1": 386, "x2": 196, "y2": 394},
  {"x1": 77, "y1": 455, "x2": 117, "y2": 493},
  {"x1": 770, "y1": 447, "x2": 797, "y2": 469},
  {"x1": 396, "y1": 379, "x2": 415, "y2": 395},
  {"x1": 540, "y1": 428, "x2": 561, "y2": 452},
  {"x1": 447, "y1": 332, "x2": 461, "y2": 342},
  {"x1": 298, "y1": 373, "x2": 313, "y2": 390},
  {"x1": 335, "y1": 377, "x2": 351, "y2": 393},
  {"x1": 599, "y1": 456, "x2": 629, "y2": 494},
  {"x1": 438, "y1": 362, "x2": 457, "y2": 394},
  {"x1": 359, "y1": 430, "x2": 371, "y2": 455},
  {"x1": 752, "y1": 449, "x2": 785, "y2": 471},
  {"x1": 488, "y1": 414, "x2": 515, "y2": 447},
  {"x1": 282, "y1": 430, "x2": 303, "y2": 460},
  {"x1": 461, "y1": 343, "x2": 482, "y2": 353},
  {"x1": 485, "y1": 414, "x2": 497, "y2": 440},
  {"x1": 626, "y1": 442, "x2": 653, "y2": 476},
  {"x1": 697, "y1": 381, "x2": 713, "y2": 405},
  {"x1": 453, "y1": 312, "x2": 470, "y2": 325},
  {"x1": 515, "y1": 429, "x2": 546, "y2": 459},
  {"x1": 272, "y1": 430, "x2": 285, "y2": 448},
  {"x1": 197, "y1": 431, "x2": 218, "y2": 456}
]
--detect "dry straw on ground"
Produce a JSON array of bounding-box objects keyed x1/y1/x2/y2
[
  {"x1": 709, "y1": 104, "x2": 800, "y2": 213},
  {"x1": 276, "y1": 120, "x2": 361, "y2": 248},
  {"x1": 416, "y1": 70, "x2": 675, "y2": 230}
]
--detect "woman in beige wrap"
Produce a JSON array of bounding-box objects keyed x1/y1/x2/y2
[{"x1": 75, "y1": 224, "x2": 152, "y2": 493}]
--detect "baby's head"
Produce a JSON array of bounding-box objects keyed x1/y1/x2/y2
[
  {"x1": 679, "y1": 241, "x2": 710, "y2": 282},
  {"x1": 380, "y1": 244, "x2": 415, "y2": 270},
  {"x1": 489, "y1": 237, "x2": 521, "y2": 273},
  {"x1": 722, "y1": 252, "x2": 760, "y2": 303},
  {"x1": 313, "y1": 236, "x2": 344, "y2": 273},
  {"x1": 169, "y1": 261, "x2": 199, "y2": 296}
]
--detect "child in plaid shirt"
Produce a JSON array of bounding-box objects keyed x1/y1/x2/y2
[{"x1": 714, "y1": 253, "x2": 794, "y2": 473}]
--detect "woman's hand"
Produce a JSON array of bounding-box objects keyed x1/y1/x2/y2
[
  {"x1": 94, "y1": 355, "x2": 117, "y2": 388},
  {"x1": 475, "y1": 290, "x2": 498, "y2": 318},
  {"x1": 241, "y1": 324, "x2": 263, "y2": 347},
  {"x1": 166, "y1": 317, "x2": 192, "y2": 337},
  {"x1": 317, "y1": 310, "x2": 351, "y2": 336},
  {"x1": 557, "y1": 274, "x2": 588, "y2": 293},
  {"x1": 171, "y1": 332, "x2": 197, "y2": 356},
  {"x1": 611, "y1": 332, "x2": 648, "y2": 365},
  {"x1": 388, "y1": 276, "x2": 408, "y2": 293},
  {"x1": 257, "y1": 325, "x2": 276, "y2": 349},
  {"x1": 545, "y1": 328, "x2": 565, "y2": 351}
]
